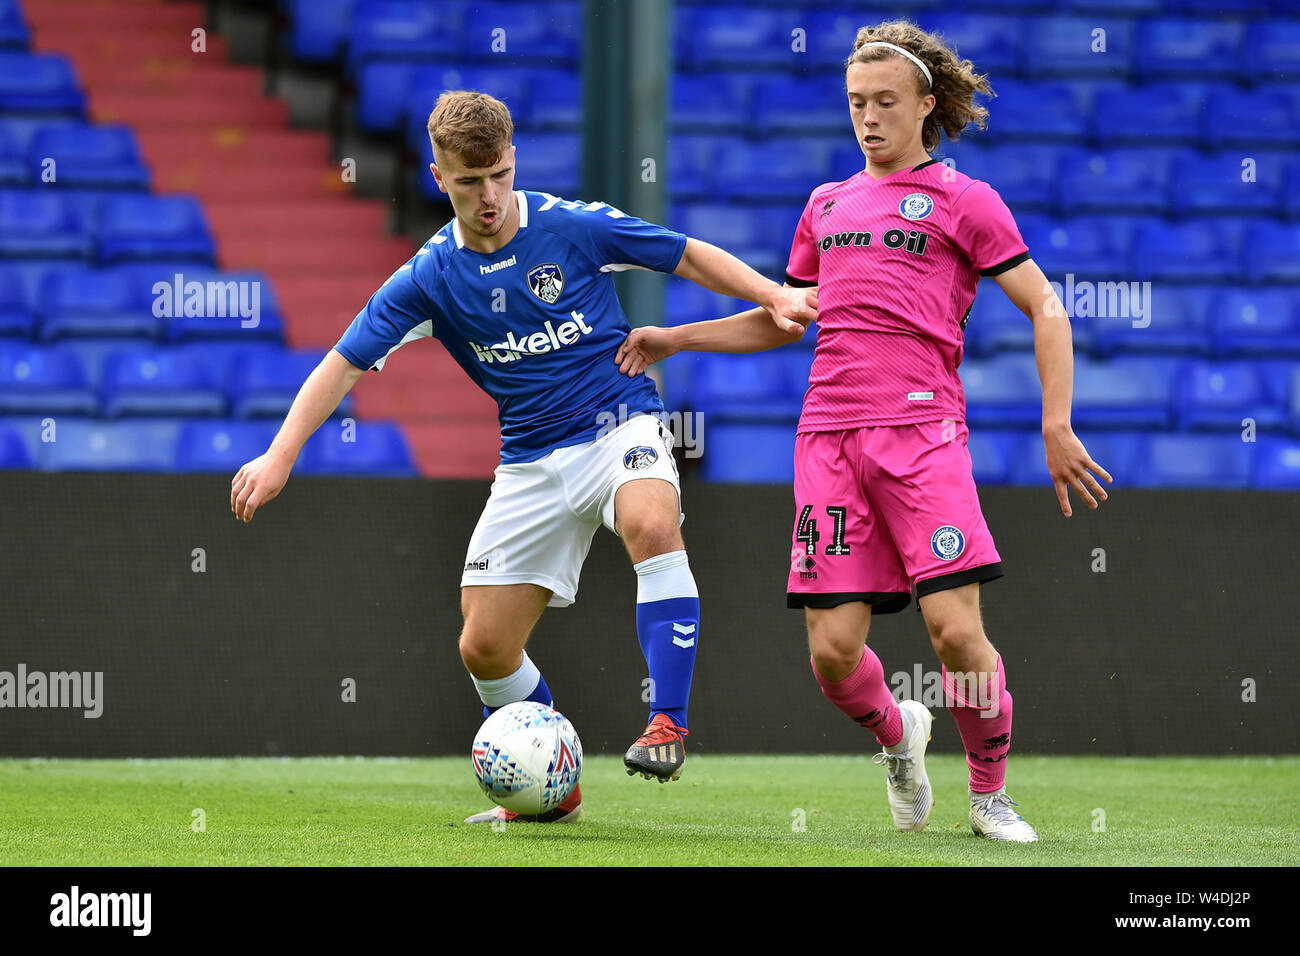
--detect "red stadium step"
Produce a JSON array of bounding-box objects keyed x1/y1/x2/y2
[
  {"x1": 205, "y1": 201, "x2": 391, "y2": 242},
  {"x1": 402, "y1": 422, "x2": 505, "y2": 479},
  {"x1": 94, "y1": 94, "x2": 289, "y2": 129}
]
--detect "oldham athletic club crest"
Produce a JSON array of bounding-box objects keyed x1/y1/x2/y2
[
  {"x1": 931, "y1": 525, "x2": 965, "y2": 560},
  {"x1": 899, "y1": 193, "x2": 934, "y2": 221},
  {"x1": 624, "y1": 446, "x2": 658, "y2": 470},
  {"x1": 527, "y1": 262, "x2": 564, "y2": 304}
]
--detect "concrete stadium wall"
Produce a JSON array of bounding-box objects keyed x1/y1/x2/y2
[{"x1": 0, "y1": 473, "x2": 1294, "y2": 756}]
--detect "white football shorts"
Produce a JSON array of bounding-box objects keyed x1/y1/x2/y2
[{"x1": 460, "y1": 412, "x2": 683, "y2": 607}]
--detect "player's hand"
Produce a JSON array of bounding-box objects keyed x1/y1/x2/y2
[
  {"x1": 1044, "y1": 424, "x2": 1112, "y2": 517},
  {"x1": 615, "y1": 326, "x2": 679, "y2": 377},
  {"x1": 231, "y1": 448, "x2": 295, "y2": 523},
  {"x1": 764, "y1": 285, "x2": 818, "y2": 335}
]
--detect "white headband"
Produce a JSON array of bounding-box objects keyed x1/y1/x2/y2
[{"x1": 858, "y1": 41, "x2": 932, "y2": 88}]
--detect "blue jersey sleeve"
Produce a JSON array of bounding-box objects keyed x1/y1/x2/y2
[
  {"x1": 333, "y1": 255, "x2": 440, "y2": 372},
  {"x1": 580, "y1": 203, "x2": 688, "y2": 274}
]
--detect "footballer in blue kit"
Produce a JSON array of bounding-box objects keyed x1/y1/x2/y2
[{"x1": 230, "y1": 90, "x2": 816, "y2": 824}]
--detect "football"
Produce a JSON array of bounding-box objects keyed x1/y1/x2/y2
[{"x1": 471, "y1": 701, "x2": 582, "y2": 814}]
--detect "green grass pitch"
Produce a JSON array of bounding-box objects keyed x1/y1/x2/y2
[{"x1": 2, "y1": 755, "x2": 1296, "y2": 866}]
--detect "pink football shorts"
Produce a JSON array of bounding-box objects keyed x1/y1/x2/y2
[{"x1": 786, "y1": 418, "x2": 1003, "y2": 614}]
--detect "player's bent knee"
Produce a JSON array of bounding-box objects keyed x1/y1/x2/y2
[{"x1": 458, "y1": 629, "x2": 521, "y2": 679}]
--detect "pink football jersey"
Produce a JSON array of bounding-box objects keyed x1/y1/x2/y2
[{"x1": 785, "y1": 159, "x2": 1028, "y2": 432}]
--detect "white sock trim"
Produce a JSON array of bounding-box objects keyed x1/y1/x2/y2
[
  {"x1": 633, "y1": 549, "x2": 698, "y2": 603},
  {"x1": 472, "y1": 651, "x2": 542, "y2": 708}
]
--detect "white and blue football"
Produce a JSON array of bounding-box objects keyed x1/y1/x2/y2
[{"x1": 471, "y1": 701, "x2": 582, "y2": 814}]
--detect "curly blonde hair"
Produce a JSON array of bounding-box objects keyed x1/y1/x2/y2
[{"x1": 846, "y1": 20, "x2": 994, "y2": 152}]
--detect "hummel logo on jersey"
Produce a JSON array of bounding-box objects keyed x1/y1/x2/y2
[
  {"x1": 469, "y1": 311, "x2": 595, "y2": 363},
  {"x1": 671, "y1": 623, "x2": 696, "y2": 649},
  {"x1": 817, "y1": 228, "x2": 929, "y2": 257},
  {"x1": 479, "y1": 254, "x2": 517, "y2": 276}
]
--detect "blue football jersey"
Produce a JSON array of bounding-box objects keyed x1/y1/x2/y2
[{"x1": 334, "y1": 190, "x2": 687, "y2": 463}]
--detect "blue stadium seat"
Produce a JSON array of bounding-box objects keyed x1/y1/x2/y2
[
  {"x1": 122, "y1": 263, "x2": 285, "y2": 343},
  {"x1": 1136, "y1": 433, "x2": 1253, "y2": 488},
  {"x1": 663, "y1": 278, "x2": 750, "y2": 329},
  {"x1": 984, "y1": 80, "x2": 1087, "y2": 142},
  {"x1": 1175, "y1": 359, "x2": 1286, "y2": 432},
  {"x1": 804, "y1": 11, "x2": 870, "y2": 70},
  {"x1": 1213, "y1": 288, "x2": 1300, "y2": 357},
  {"x1": 299, "y1": 421, "x2": 416, "y2": 477},
  {"x1": 942, "y1": 143, "x2": 1060, "y2": 212},
  {"x1": 38, "y1": 417, "x2": 180, "y2": 472},
  {"x1": 752, "y1": 75, "x2": 853, "y2": 134},
  {"x1": 667, "y1": 134, "x2": 723, "y2": 200},
  {"x1": 679, "y1": 8, "x2": 790, "y2": 70},
  {"x1": 1018, "y1": 215, "x2": 1125, "y2": 279},
  {"x1": 1243, "y1": 222, "x2": 1300, "y2": 284},
  {"x1": 1062, "y1": 0, "x2": 1162, "y2": 13},
  {"x1": 0, "y1": 420, "x2": 31, "y2": 468},
  {"x1": 97, "y1": 195, "x2": 214, "y2": 265},
  {"x1": 0, "y1": 1, "x2": 29, "y2": 51},
  {"x1": 528, "y1": 69, "x2": 581, "y2": 129},
  {"x1": 1132, "y1": 220, "x2": 1240, "y2": 283},
  {"x1": 919, "y1": 14, "x2": 1023, "y2": 76},
  {"x1": 283, "y1": 0, "x2": 355, "y2": 63},
  {"x1": 231, "y1": 347, "x2": 354, "y2": 419},
  {"x1": 670, "y1": 203, "x2": 795, "y2": 278},
  {"x1": 1091, "y1": 83, "x2": 1207, "y2": 146},
  {"x1": 1090, "y1": 285, "x2": 1211, "y2": 358},
  {"x1": 0, "y1": 189, "x2": 93, "y2": 259},
  {"x1": 699, "y1": 421, "x2": 796, "y2": 483},
  {"x1": 967, "y1": 428, "x2": 1027, "y2": 485},
  {"x1": 50, "y1": 336, "x2": 152, "y2": 390},
  {"x1": 356, "y1": 62, "x2": 422, "y2": 134},
  {"x1": 1012, "y1": 429, "x2": 1147, "y2": 487},
  {"x1": 1055, "y1": 148, "x2": 1169, "y2": 215},
  {"x1": 0, "y1": 266, "x2": 33, "y2": 338},
  {"x1": 0, "y1": 124, "x2": 26, "y2": 185},
  {"x1": 714, "y1": 139, "x2": 833, "y2": 201},
  {"x1": 960, "y1": 354, "x2": 1043, "y2": 428},
  {"x1": 1285, "y1": 159, "x2": 1300, "y2": 220},
  {"x1": 99, "y1": 346, "x2": 227, "y2": 418},
  {"x1": 473, "y1": 3, "x2": 580, "y2": 64},
  {"x1": 1021, "y1": 17, "x2": 1132, "y2": 78},
  {"x1": 1254, "y1": 438, "x2": 1300, "y2": 489},
  {"x1": 963, "y1": 285, "x2": 1034, "y2": 358},
  {"x1": 397, "y1": 64, "x2": 536, "y2": 141},
  {"x1": 0, "y1": 343, "x2": 97, "y2": 414},
  {"x1": 29, "y1": 124, "x2": 149, "y2": 191},
  {"x1": 1246, "y1": 20, "x2": 1300, "y2": 83},
  {"x1": 37, "y1": 265, "x2": 160, "y2": 340},
  {"x1": 1170, "y1": 151, "x2": 1281, "y2": 217},
  {"x1": 176, "y1": 419, "x2": 280, "y2": 473},
  {"x1": 0, "y1": 53, "x2": 83, "y2": 114},
  {"x1": 1071, "y1": 356, "x2": 1179, "y2": 428},
  {"x1": 1136, "y1": 19, "x2": 1243, "y2": 81},
  {"x1": 1203, "y1": 87, "x2": 1300, "y2": 149},
  {"x1": 688, "y1": 352, "x2": 808, "y2": 422},
  {"x1": 346, "y1": 1, "x2": 469, "y2": 75},
  {"x1": 671, "y1": 73, "x2": 750, "y2": 133}
]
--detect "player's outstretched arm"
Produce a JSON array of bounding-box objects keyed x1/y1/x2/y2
[
  {"x1": 615, "y1": 284, "x2": 818, "y2": 377},
  {"x1": 674, "y1": 237, "x2": 815, "y2": 334},
  {"x1": 994, "y1": 258, "x2": 1112, "y2": 518},
  {"x1": 231, "y1": 349, "x2": 367, "y2": 523}
]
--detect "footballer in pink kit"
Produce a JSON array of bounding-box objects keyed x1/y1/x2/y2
[{"x1": 618, "y1": 20, "x2": 1113, "y2": 842}]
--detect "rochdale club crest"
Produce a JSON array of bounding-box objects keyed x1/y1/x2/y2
[
  {"x1": 623, "y1": 446, "x2": 658, "y2": 470},
  {"x1": 527, "y1": 262, "x2": 564, "y2": 304},
  {"x1": 931, "y1": 525, "x2": 965, "y2": 561},
  {"x1": 899, "y1": 193, "x2": 935, "y2": 221}
]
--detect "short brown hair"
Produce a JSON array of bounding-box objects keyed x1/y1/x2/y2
[
  {"x1": 427, "y1": 90, "x2": 513, "y2": 168},
  {"x1": 847, "y1": 20, "x2": 994, "y2": 153}
]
